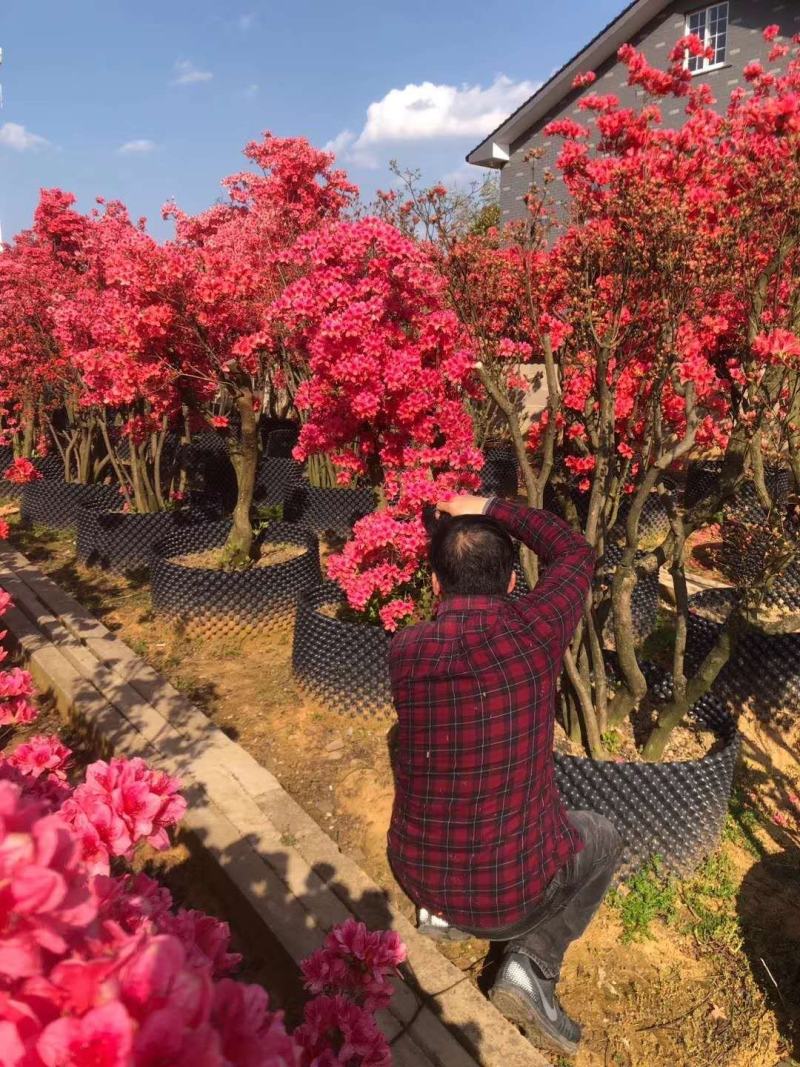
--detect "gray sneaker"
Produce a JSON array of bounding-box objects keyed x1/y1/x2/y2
[
  {"x1": 490, "y1": 952, "x2": 581, "y2": 1056},
  {"x1": 416, "y1": 907, "x2": 471, "y2": 942}
]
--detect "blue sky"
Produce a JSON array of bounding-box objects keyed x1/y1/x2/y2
[{"x1": 0, "y1": 0, "x2": 623, "y2": 240}]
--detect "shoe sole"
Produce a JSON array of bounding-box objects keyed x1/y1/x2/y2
[{"x1": 489, "y1": 986, "x2": 579, "y2": 1057}]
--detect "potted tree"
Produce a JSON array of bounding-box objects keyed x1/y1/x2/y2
[
  {"x1": 147, "y1": 133, "x2": 357, "y2": 631},
  {"x1": 277, "y1": 216, "x2": 483, "y2": 715}
]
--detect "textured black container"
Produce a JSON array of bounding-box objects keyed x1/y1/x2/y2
[
  {"x1": 264, "y1": 426, "x2": 300, "y2": 458},
  {"x1": 555, "y1": 708, "x2": 739, "y2": 878},
  {"x1": 20, "y1": 480, "x2": 120, "y2": 530},
  {"x1": 284, "y1": 483, "x2": 376, "y2": 534},
  {"x1": 684, "y1": 460, "x2": 790, "y2": 517},
  {"x1": 292, "y1": 582, "x2": 393, "y2": 719},
  {"x1": 600, "y1": 543, "x2": 659, "y2": 646},
  {"x1": 177, "y1": 432, "x2": 237, "y2": 513},
  {"x1": 0, "y1": 454, "x2": 62, "y2": 501},
  {"x1": 151, "y1": 519, "x2": 321, "y2": 637},
  {"x1": 717, "y1": 525, "x2": 800, "y2": 614},
  {"x1": 686, "y1": 596, "x2": 800, "y2": 722},
  {"x1": 76, "y1": 505, "x2": 217, "y2": 572},
  {"x1": 555, "y1": 649, "x2": 740, "y2": 876},
  {"x1": 480, "y1": 443, "x2": 518, "y2": 497},
  {"x1": 254, "y1": 457, "x2": 304, "y2": 508},
  {"x1": 616, "y1": 491, "x2": 671, "y2": 551}
]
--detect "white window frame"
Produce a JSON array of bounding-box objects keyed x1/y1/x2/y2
[{"x1": 684, "y1": 1, "x2": 729, "y2": 75}]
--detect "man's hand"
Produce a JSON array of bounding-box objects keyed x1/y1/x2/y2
[{"x1": 436, "y1": 494, "x2": 491, "y2": 519}]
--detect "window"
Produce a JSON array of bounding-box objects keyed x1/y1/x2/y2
[{"x1": 685, "y1": 2, "x2": 729, "y2": 73}]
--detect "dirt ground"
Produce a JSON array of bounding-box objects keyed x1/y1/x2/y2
[{"x1": 6, "y1": 518, "x2": 800, "y2": 1067}]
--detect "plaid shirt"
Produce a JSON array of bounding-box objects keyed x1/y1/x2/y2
[{"x1": 387, "y1": 498, "x2": 595, "y2": 932}]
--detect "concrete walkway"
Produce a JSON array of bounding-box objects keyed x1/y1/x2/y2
[{"x1": 0, "y1": 544, "x2": 550, "y2": 1067}]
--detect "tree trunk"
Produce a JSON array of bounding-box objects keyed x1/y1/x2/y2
[
  {"x1": 307, "y1": 452, "x2": 338, "y2": 489},
  {"x1": 563, "y1": 648, "x2": 606, "y2": 759},
  {"x1": 21, "y1": 399, "x2": 35, "y2": 459},
  {"x1": 641, "y1": 613, "x2": 742, "y2": 761},
  {"x1": 223, "y1": 389, "x2": 259, "y2": 566}
]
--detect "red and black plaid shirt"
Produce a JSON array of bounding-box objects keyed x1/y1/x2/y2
[{"x1": 387, "y1": 498, "x2": 595, "y2": 932}]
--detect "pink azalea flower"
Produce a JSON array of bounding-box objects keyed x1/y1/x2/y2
[
  {"x1": 159, "y1": 910, "x2": 242, "y2": 978},
  {"x1": 9, "y1": 736, "x2": 72, "y2": 780},
  {"x1": 301, "y1": 920, "x2": 405, "y2": 1012},
  {"x1": 38, "y1": 1000, "x2": 134, "y2": 1067},
  {"x1": 295, "y1": 996, "x2": 390, "y2": 1067}
]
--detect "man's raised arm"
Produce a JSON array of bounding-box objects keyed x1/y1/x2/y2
[
  {"x1": 436, "y1": 494, "x2": 595, "y2": 652},
  {"x1": 487, "y1": 497, "x2": 594, "y2": 650}
]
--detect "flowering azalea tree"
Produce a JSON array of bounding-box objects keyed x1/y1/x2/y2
[
  {"x1": 0, "y1": 583, "x2": 406, "y2": 1065},
  {"x1": 39, "y1": 191, "x2": 199, "y2": 513},
  {"x1": 273, "y1": 217, "x2": 483, "y2": 629},
  {"x1": 164, "y1": 133, "x2": 358, "y2": 565},
  {"x1": 0, "y1": 190, "x2": 104, "y2": 481},
  {"x1": 390, "y1": 27, "x2": 800, "y2": 758}
]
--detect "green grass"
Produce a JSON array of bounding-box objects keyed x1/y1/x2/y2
[
  {"x1": 722, "y1": 786, "x2": 765, "y2": 858},
  {"x1": 611, "y1": 848, "x2": 744, "y2": 950},
  {"x1": 609, "y1": 857, "x2": 677, "y2": 942},
  {"x1": 601, "y1": 728, "x2": 623, "y2": 755},
  {"x1": 679, "y1": 851, "x2": 742, "y2": 951}
]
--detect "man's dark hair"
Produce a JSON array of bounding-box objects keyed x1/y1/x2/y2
[{"x1": 429, "y1": 514, "x2": 514, "y2": 596}]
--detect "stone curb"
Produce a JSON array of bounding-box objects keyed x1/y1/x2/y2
[{"x1": 0, "y1": 544, "x2": 550, "y2": 1067}]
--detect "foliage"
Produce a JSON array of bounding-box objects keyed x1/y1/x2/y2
[
  {"x1": 273, "y1": 217, "x2": 482, "y2": 628},
  {"x1": 384, "y1": 25, "x2": 800, "y2": 757},
  {"x1": 679, "y1": 851, "x2": 741, "y2": 950},
  {"x1": 164, "y1": 133, "x2": 358, "y2": 561}
]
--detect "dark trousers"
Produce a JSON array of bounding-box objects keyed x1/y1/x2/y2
[
  {"x1": 505, "y1": 810, "x2": 622, "y2": 979},
  {"x1": 460, "y1": 810, "x2": 623, "y2": 981}
]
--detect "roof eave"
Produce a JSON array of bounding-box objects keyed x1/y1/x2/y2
[{"x1": 466, "y1": 0, "x2": 671, "y2": 168}]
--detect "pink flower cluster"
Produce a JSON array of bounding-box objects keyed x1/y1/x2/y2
[
  {"x1": 0, "y1": 666, "x2": 38, "y2": 725},
  {"x1": 0, "y1": 583, "x2": 405, "y2": 1066},
  {"x1": 301, "y1": 918, "x2": 407, "y2": 1012},
  {"x1": 275, "y1": 218, "x2": 482, "y2": 628},
  {"x1": 4, "y1": 457, "x2": 43, "y2": 485},
  {"x1": 0, "y1": 592, "x2": 38, "y2": 726},
  {"x1": 60, "y1": 757, "x2": 187, "y2": 874}
]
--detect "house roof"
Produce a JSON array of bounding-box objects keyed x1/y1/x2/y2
[{"x1": 467, "y1": 0, "x2": 673, "y2": 167}]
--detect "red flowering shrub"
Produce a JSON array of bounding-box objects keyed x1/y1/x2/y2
[
  {"x1": 274, "y1": 217, "x2": 482, "y2": 627},
  {"x1": 164, "y1": 133, "x2": 358, "y2": 563},
  {"x1": 385, "y1": 25, "x2": 800, "y2": 759}
]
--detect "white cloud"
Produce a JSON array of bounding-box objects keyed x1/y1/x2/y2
[
  {"x1": 326, "y1": 75, "x2": 538, "y2": 167},
  {"x1": 237, "y1": 12, "x2": 255, "y2": 30},
  {"x1": 0, "y1": 122, "x2": 49, "y2": 151},
  {"x1": 243, "y1": 83, "x2": 259, "y2": 99},
  {"x1": 323, "y1": 129, "x2": 357, "y2": 156},
  {"x1": 118, "y1": 139, "x2": 156, "y2": 155},
  {"x1": 171, "y1": 59, "x2": 213, "y2": 86},
  {"x1": 440, "y1": 163, "x2": 483, "y2": 188}
]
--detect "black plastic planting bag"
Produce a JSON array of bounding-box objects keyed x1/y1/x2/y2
[
  {"x1": 76, "y1": 505, "x2": 218, "y2": 571},
  {"x1": 283, "y1": 483, "x2": 376, "y2": 534},
  {"x1": 20, "y1": 481, "x2": 120, "y2": 530},
  {"x1": 151, "y1": 519, "x2": 320, "y2": 636},
  {"x1": 292, "y1": 582, "x2": 393, "y2": 718},
  {"x1": 480, "y1": 443, "x2": 519, "y2": 497}
]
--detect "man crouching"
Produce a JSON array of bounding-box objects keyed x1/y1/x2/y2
[{"x1": 387, "y1": 494, "x2": 622, "y2": 1057}]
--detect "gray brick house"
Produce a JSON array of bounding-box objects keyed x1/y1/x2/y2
[{"x1": 467, "y1": 0, "x2": 798, "y2": 222}]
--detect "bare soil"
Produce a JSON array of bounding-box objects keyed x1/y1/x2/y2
[
  {"x1": 684, "y1": 524, "x2": 730, "y2": 584},
  {"x1": 173, "y1": 541, "x2": 306, "y2": 570},
  {"x1": 7, "y1": 518, "x2": 800, "y2": 1066}
]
